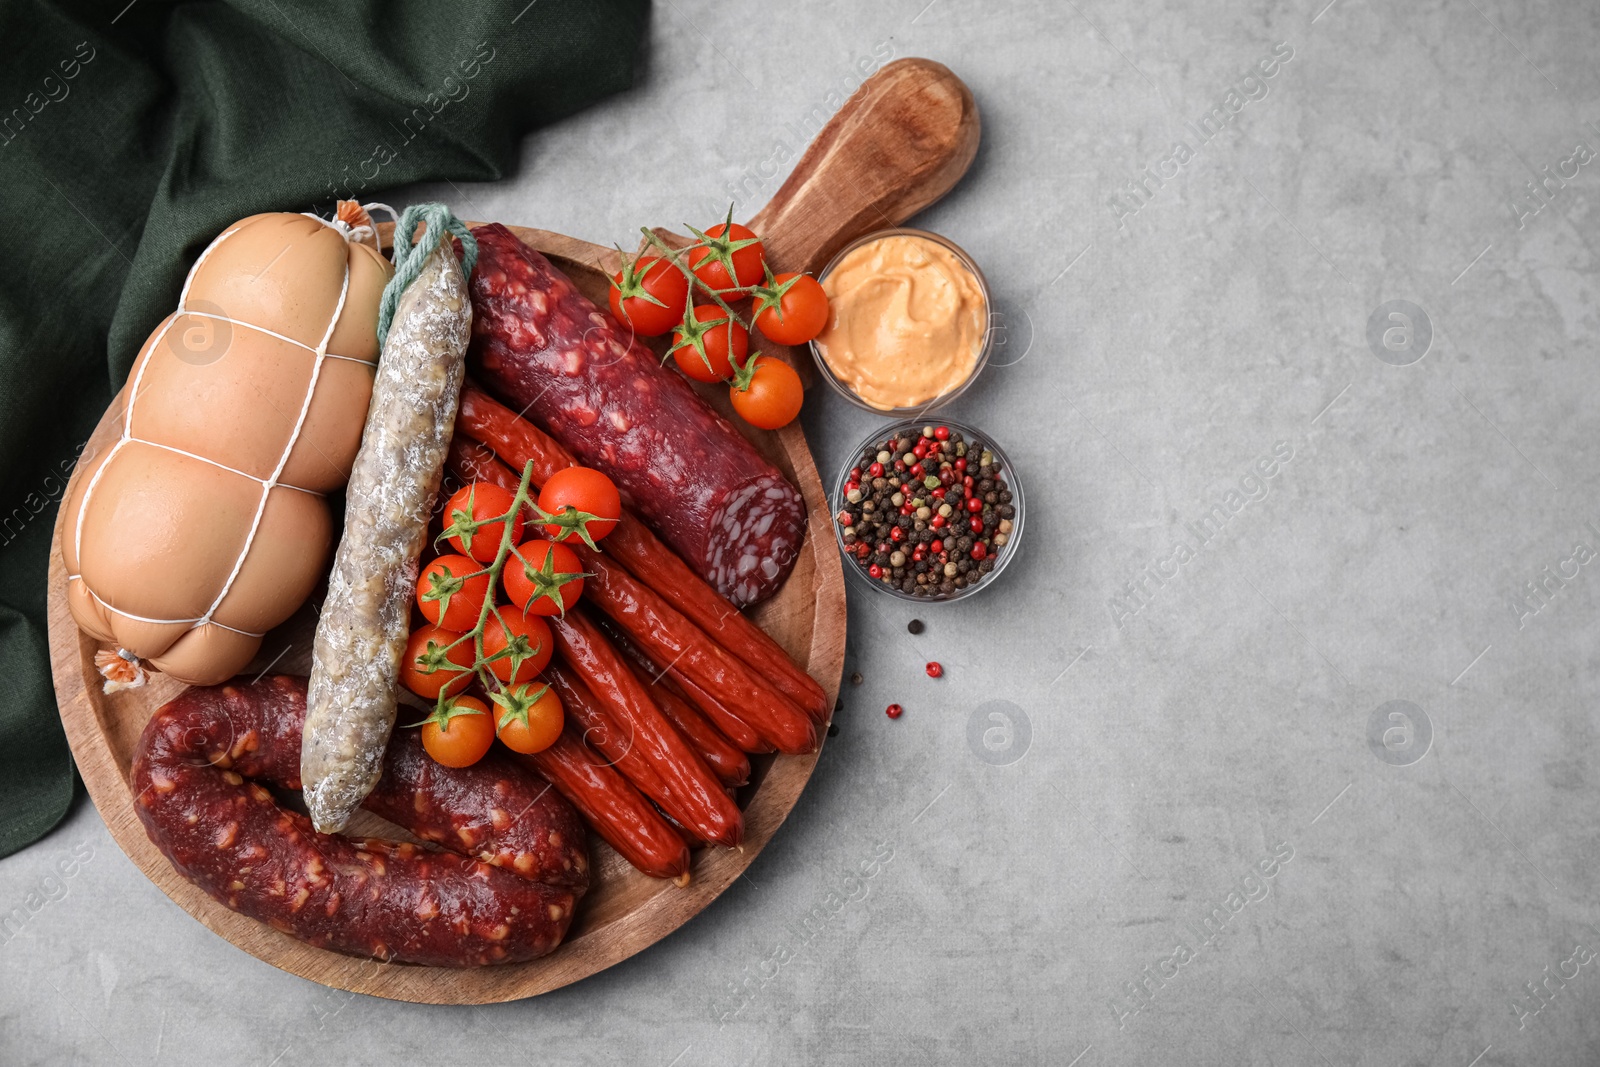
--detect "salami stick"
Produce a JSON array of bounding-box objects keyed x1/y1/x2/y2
[
  {"x1": 544, "y1": 663, "x2": 672, "y2": 805},
  {"x1": 610, "y1": 649, "x2": 750, "y2": 787},
  {"x1": 446, "y1": 435, "x2": 819, "y2": 753},
  {"x1": 575, "y1": 557, "x2": 818, "y2": 754},
  {"x1": 454, "y1": 385, "x2": 830, "y2": 720},
  {"x1": 597, "y1": 615, "x2": 767, "y2": 755},
  {"x1": 548, "y1": 610, "x2": 744, "y2": 847},
  {"x1": 605, "y1": 612, "x2": 771, "y2": 756},
  {"x1": 303, "y1": 228, "x2": 473, "y2": 834},
  {"x1": 664, "y1": 662, "x2": 773, "y2": 756},
  {"x1": 518, "y1": 728, "x2": 690, "y2": 881}
]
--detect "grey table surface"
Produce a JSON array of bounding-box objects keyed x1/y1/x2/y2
[{"x1": 6, "y1": 0, "x2": 1600, "y2": 1064}]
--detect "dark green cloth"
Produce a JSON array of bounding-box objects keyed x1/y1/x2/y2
[{"x1": 0, "y1": 0, "x2": 648, "y2": 858}]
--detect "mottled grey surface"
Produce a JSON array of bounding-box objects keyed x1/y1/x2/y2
[{"x1": 6, "y1": 0, "x2": 1600, "y2": 1064}]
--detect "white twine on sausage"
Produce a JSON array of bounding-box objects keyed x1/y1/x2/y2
[{"x1": 69, "y1": 203, "x2": 396, "y2": 667}]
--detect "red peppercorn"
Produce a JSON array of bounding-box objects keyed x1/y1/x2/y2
[
  {"x1": 886, "y1": 703, "x2": 903, "y2": 719},
  {"x1": 930, "y1": 539, "x2": 944, "y2": 554},
  {"x1": 934, "y1": 426, "x2": 950, "y2": 441},
  {"x1": 850, "y1": 467, "x2": 862, "y2": 480},
  {"x1": 930, "y1": 514, "x2": 947, "y2": 529},
  {"x1": 926, "y1": 661, "x2": 943, "y2": 678},
  {"x1": 966, "y1": 497, "x2": 983, "y2": 513},
  {"x1": 913, "y1": 441, "x2": 928, "y2": 458},
  {"x1": 900, "y1": 503, "x2": 914, "y2": 515},
  {"x1": 868, "y1": 462, "x2": 884, "y2": 478},
  {"x1": 954, "y1": 458, "x2": 966, "y2": 472},
  {"x1": 893, "y1": 460, "x2": 907, "y2": 473},
  {"x1": 963, "y1": 475, "x2": 974, "y2": 489},
  {"x1": 969, "y1": 516, "x2": 984, "y2": 533},
  {"x1": 869, "y1": 564, "x2": 882, "y2": 578},
  {"x1": 909, "y1": 463, "x2": 924, "y2": 478},
  {"x1": 889, "y1": 526, "x2": 904, "y2": 542},
  {"x1": 838, "y1": 511, "x2": 853, "y2": 526},
  {"x1": 932, "y1": 487, "x2": 947, "y2": 500},
  {"x1": 971, "y1": 542, "x2": 988, "y2": 561}
]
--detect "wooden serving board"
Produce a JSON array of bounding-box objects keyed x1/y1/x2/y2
[{"x1": 45, "y1": 58, "x2": 978, "y2": 1004}]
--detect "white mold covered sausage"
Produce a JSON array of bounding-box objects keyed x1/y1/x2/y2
[{"x1": 301, "y1": 235, "x2": 473, "y2": 834}]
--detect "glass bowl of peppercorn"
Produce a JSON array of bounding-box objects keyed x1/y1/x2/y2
[{"x1": 831, "y1": 419, "x2": 1023, "y2": 602}]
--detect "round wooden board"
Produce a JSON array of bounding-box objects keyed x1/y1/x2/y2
[{"x1": 45, "y1": 224, "x2": 847, "y2": 1005}]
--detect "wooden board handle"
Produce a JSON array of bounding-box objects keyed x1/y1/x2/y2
[{"x1": 748, "y1": 57, "x2": 980, "y2": 275}]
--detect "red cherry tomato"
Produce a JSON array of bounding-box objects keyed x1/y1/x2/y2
[
  {"x1": 504, "y1": 540, "x2": 587, "y2": 616},
  {"x1": 482, "y1": 608, "x2": 552, "y2": 684},
  {"x1": 537, "y1": 467, "x2": 621, "y2": 546},
  {"x1": 414, "y1": 554, "x2": 490, "y2": 631},
  {"x1": 399, "y1": 624, "x2": 474, "y2": 700},
  {"x1": 752, "y1": 272, "x2": 829, "y2": 345},
  {"x1": 419, "y1": 695, "x2": 495, "y2": 768},
  {"x1": 729, "y1": 355, "x2": 804, "y2": 430},
  {"x1": 688, "y1": 220, "x2": 764, "y2": 297},
  {"x1": 441, "y1": 483, "x2": 524, "y2": 563},
  {"x1": 671, "y1": 305, "x2": 748, "y2": 383},
  {"x1": 494, "y1": 684, "x2": 565, "y2": 755},
  {"x1": 608, "y1": 255, "x2": 689, "y2": 337}
]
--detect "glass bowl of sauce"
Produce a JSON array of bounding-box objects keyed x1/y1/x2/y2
[{"x1": 810, "y1": 229, "x2": 992, "y2": 416}]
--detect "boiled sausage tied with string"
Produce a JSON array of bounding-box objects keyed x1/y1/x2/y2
[{"x1": 60, "y1": 209, "x2": 391, "y2": 686}]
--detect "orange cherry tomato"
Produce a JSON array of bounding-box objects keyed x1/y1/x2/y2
[
  {"x1": 537, "y1": 467, "x2": 621, "y2": 546},
  {"x1": 504, "y1": 540, "x2": 587, "y2": 616},
  {"x1": 752, "y1": 272, "x2": 829, "y2": 345},
  {"x1": 729, "y1": 354, "x2": 804, "y2": 430},
  {"x1": 482, "y1": 608, "x2": 552, "y2": 684},
  {"x1": 414, "y1": 554, "x2": 490, "y2": 631},
  {"x1": 399, "y1": 623, "x2": 474, "y2": 700},
  {"x1": 441, "y1": 482, "x2": 524, "y2": 563},
  {"x1": 688, "y1": 220, "x2": 764, "y2": 298},
  {"x1": 494, "y1": 684, "x2": 565, "y2": 755},
  {"x1": 609, "y1": 255, "x2": 689, "y2": 337},
  {"x1": 671, "y1": 305, "x2": 748, "y2": 383},
  {"x1": 419, "y1": 695, "x2": 495, "y2": 768}
]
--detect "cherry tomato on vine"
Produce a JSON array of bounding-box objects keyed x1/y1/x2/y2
[
  {"x1": 400, "y1": 623, "x2": 474, "y2": 700},
  {"x1": 440, "y1": 483, "x2": 524, "y2": 563},
  {"x1": 729, "y1": 354, "x2": 804, "y2": 430},
  {"x1": 482, "y1": 608, "x2": 553, "y2": 684},
  {"x1": 687, "y1": 215, "x2": 764, "y2": 297},
  {"x1": 670, "y1": 305, "x2": 748, "y2": 383},
  {"x1": 608, "y1": 255, "x2": 689, "y2": 337},
  {"x1": 492, "y1": 684, "x2": 564, "y2": 755},
  {"x1": 417, "y1": 695, "x2": 495, "y2": 768},
  {"x1": 415, "y1": 554, "x2": 490, "y2": 630},
  {"x1": 752, "y1": 271, "x2": 829, "y2": 345},
  {"x1": 537, "y1": 467, "x2": 621, "y2": 547},
  {"x1": 504, "y1": 540, "x2": 588, "y2": 616}
]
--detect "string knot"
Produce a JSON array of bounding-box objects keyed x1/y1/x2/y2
[{"x1": 376, "y1": 203, "x2": 477, "y2": 346}]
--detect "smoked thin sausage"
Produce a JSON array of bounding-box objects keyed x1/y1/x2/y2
[
  {"x1": 519, "y1": 728, "x2": 690, "y2": 880},
  {"x1": 548, "y1": 611, "x2": 744, "y2": 847}
]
